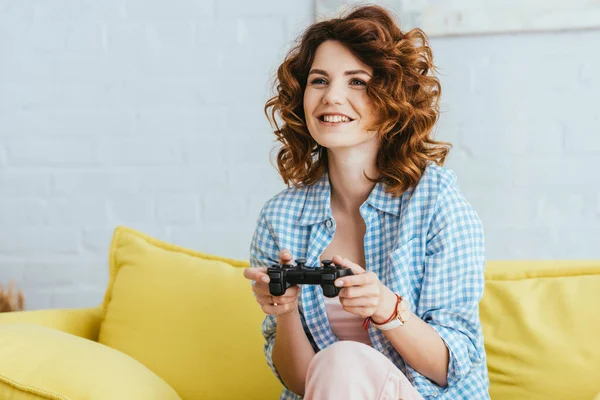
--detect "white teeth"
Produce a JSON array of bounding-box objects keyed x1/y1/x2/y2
[{"x1": 323, "y1": 115, "x2": 350, "y2": 123}]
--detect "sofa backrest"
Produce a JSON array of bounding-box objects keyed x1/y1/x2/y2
[{"x1": 481, "y1": 261, "x2": 600, "y2": 400}]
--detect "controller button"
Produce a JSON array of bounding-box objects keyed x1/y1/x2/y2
[
  {"x1": 322, "y1": 273, "x2": 335, "y2": 281},
  {"x1": 296, "y1": 258, "x2": 306, "y2": 267}
]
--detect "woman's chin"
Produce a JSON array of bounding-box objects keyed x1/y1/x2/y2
[{"x1": 314, "y1": 135, "x2": 382, "y2": 154}]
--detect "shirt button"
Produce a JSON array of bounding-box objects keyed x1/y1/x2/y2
[{"x1": 325, "y1": 220, "x2": 332, "y2": 228}]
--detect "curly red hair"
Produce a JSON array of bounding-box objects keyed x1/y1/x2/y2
[{"x1": 265, "y1": 5, "x2": 451, "y2": 196}]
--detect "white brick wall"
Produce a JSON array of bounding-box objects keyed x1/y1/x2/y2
[
  {"x1": 0, "y1": 0, "x2": 312, "y2": 309},
  {"x1": 1, "y1": 1, "x2": 599, "y2": 310},
  {"x1": 431, "y1": 30, "x2": 600, "y2": 260}
]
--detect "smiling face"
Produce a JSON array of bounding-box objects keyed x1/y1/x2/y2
[{"x1": 303, "y1": 40, "x2": 379, "y2": 151}]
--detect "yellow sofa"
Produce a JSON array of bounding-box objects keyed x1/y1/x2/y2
[{"x1": 0, "y1": 226, "x2": 599, "y2": 400}]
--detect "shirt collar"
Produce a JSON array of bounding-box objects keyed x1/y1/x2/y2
[{"x1": 298, "y1": 172, "x2": 402, "y2": 226}]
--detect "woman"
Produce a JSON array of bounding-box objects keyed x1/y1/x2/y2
[{"x1": 243, "y1": 5, "x2": 489, "y2": 400}]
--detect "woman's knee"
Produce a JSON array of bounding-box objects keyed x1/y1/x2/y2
[
  {"x1": 312, "y1": 341, "x2": 410, "y2": 377},
  {"x1": 312, "y1": 341, "x2": 379, "y2": 369},
  {"x1": 306, "y1": 341, "x2": 417, "y2": 399}
]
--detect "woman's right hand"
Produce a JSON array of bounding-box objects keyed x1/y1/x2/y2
[{"x1": 244, "y1": 249, "x2": 300, "y2": 317}]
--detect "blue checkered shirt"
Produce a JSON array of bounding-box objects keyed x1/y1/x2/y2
[{"x1": 249, "y1": 164, "x2": 490, "y2": 399}]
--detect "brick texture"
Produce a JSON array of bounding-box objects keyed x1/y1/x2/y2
[{"x1": 0, "y1": 1, "x2": 599, "y2": 309}]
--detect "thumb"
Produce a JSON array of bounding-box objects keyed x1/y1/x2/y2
[{"x1": 280, "y1": 249, "x2": 293, "y2": 263}]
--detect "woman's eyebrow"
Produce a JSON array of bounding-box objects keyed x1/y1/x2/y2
[
  {"x1": 308, "y1": 68, "x2": 372, "y2": 77},
  {"x1": 344, "y1": 69, "x2": 371, "y2": 77}
]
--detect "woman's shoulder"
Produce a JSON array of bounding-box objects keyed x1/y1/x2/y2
[
  {"x1": 406, "y1": 163, "x2": 460, "y2": 205},
  {"x1": 394, "y1": 164, "x2": 483, "y2": 252},
  {"x1": 414, "y1": 163, "x2": 480, "y2": 224},
  {"x1": 403, "y1": 163, "x2": 477, "y2": 222},
  {"x1": 418, "y1": 163, "x2": 458, "y2": 193}
]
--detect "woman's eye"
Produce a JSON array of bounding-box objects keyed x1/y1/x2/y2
[
  {"x1": 350, "y1": 78, "x2": 366, "y2": 86},
  {"x1": 311, "y1": 78, "x2": 327, "y2": 85}
]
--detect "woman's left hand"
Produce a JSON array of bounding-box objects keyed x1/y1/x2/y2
[{"x1": 332, "y1": 255, "x2": 394, "y2": 321}]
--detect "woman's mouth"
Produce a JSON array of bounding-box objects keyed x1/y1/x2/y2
[{"x1": 317, "y1": 114, "x2": 355, "y2": 126}]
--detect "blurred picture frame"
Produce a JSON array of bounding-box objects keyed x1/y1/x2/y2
[{"x1": 315, "y1": 0, "x2": 600, "y2": 37}]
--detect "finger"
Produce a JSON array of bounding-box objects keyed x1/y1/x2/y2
[
  {"x1": 340, "y1": 296, "x2": 379, "y2": 308},
  {"x1": 270, "y1": 294, "x2": 297, "y2": 305},
  {"x1": 244, "y1": 266, "x2": 270, "y2": 283},
  {"x1": 256, "y1": 294, "x2": 285, "y2": 307},
  {"x1": 264, "y1": 285, "x2": 299, "y2": 302},
  {"x1": 280, "y1": 286, "x2": 300, "y2": 301},
  {"x1": 262, "y1": 302, "x2": 297, "y2": 316},
  {"x1": 255, "y1": 283, "x2": 299, "y2": 299},
  {"x1": 279, "y1": 249, "x2": 293, "y2": 263},
  {"x1": 255, "y1": 294, "x2": 272, "y2": 305},
  {"x1": 338, "y1": 285, "x2": 374, "y2": 299},
  {"x1": 332, "y1": 255, "x2": 366, "y2": 275},
  {"x1": 252, "y1": 282, "x2": 271, "y2": 296},
  {"x1": 341, "y1": 305, "x2": 375, "y2": 319},
  {"x1": 258, "y1": 291, "x2": 294, "y2": 308},
  {"x1": 335, "y1": 271, "x2": 375, "y2": 288},
  {"x1": 256, "y1": 294, "x2": 294, "y2": 306}
]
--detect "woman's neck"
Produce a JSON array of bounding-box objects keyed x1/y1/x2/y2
[{"x1": 327, "y1": 146, "x2": 379, "y2": 215}]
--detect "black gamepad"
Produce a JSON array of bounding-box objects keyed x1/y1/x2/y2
[{"x1": 267, "y1": 258, "x2": 354, "y2": 298}]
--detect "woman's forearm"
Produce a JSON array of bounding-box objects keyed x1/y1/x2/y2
[
  {"x1": 272, "y1": 308, "x2": 316, "y2": 396},
  {"x1": 373, "y1": 288, "x2": 449, "y2": 387}
]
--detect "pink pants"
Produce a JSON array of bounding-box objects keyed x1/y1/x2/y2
[{"x1": 304, "y1": 341, "x2": 424, "y2": 400}]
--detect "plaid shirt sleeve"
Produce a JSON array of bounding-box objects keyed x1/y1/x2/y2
[
  {"x1": 404, "y1": 181, "x2": 486, "y2": 391},
  {"x1": 248, "y1": 208, "x2": 286, "y2": 386}
]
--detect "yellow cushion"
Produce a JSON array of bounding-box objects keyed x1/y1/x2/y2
[
  {"x1": 481, "y1": 261, "x2": 600, "y2": 400},
  {"x1": 0, "y1": 324, "x2": 181, "y2": 400},
  {"x1": 0, "y1": 307, "x2": 102, "y2": 341},
  {"x1": 98, "y1": 226, "x2": 283, "y2": 400}
]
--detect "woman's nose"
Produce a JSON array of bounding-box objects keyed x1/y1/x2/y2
[{"x1": 322, "y1": 84, "x2": 346, "y2": 105}]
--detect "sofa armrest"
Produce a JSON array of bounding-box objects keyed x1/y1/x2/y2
[{"x1": 0, "y1": 307, "x2": 102, "y2": 341}]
